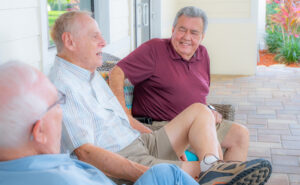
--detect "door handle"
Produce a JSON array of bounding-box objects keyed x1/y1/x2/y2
[{"x1": 143, "y1": 3, "x2": 149, "y2": 26}]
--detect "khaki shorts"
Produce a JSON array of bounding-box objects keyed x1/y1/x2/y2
[
  {"x1": 152, "y1": 119, "x2": 233, "y2": 150},
  {"x1": 216, "y1": 119, "x2": 233, "y2": 144},
  {"x1": 117, "y1": 119, "x2": 233, "y2": 166},
  {"x1": 117, "y1": 127, "x2": 182, "y2": 167}
]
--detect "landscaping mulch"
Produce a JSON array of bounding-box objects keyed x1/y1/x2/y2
[{"x1": 258, "y1": 50, "x2": 300, "y2": 68}]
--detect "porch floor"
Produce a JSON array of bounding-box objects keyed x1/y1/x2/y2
[{"x1": 208, "y1": 65, "x2": 300, "y2": 185}]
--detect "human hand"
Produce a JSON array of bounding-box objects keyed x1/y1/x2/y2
[{"x1": 128, "y1": 115, "x2": 153, "y2": 133}]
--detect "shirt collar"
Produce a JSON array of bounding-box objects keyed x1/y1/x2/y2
[
  {"x1": 55, "y1": 56, "x2": 95, "y2": 82},
  {"x1": 167, "y1": 39, "x2": 204, "y2": 63}
]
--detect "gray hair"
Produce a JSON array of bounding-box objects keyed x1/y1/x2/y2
[
  {"x1": 173, "y1": 6, "x2": 208, "y2": 33},
  {"x1": 0, "y1": 61, "x2": 48, "y2": 147},
  {"x1": 51, "y1": 11, "x2": 92, "y2": 53}
]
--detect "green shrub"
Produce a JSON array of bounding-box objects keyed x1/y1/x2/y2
[
  {"x1": 265, "y1": 26, "x2": 282, "y2": 53},
  {"x1": 265, "y1": 0, "x2": 300, "y2": 64},
  {"x1": 275, "y1": 36, "x2": 300, "y2": 64}
]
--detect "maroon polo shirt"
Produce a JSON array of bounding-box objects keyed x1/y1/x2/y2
[{"x1": 117, "y1": 38, "x2": 210, "y2": 121}]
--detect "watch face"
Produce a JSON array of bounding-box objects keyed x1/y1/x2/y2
[{"x1": 208, "y1": 105, "x2": 216, "y2": 111}]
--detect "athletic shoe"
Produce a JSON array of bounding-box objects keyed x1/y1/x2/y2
[{"x1": 198, "y1": 158, "x2": 272, "y2": 185}]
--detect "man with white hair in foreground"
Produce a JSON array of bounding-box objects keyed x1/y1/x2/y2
[{"x1": 0, "y1": 61, "x2": 200, "y2": 185}]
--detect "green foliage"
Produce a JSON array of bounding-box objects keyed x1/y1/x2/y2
[
  {"x1": 275, "y1": 36, "x2": 300, "y2": 64},
  {"x1": 48, "y1": 0, "x2": 71, "y2": 11},
  {"x1": 265, "y1": 0, "x2": 300, "y2": 64},
  {"x1": 265, "y1": 26, "x2": 282, "y2": 53},
  {"x1": 48, "y1": 11, "x2": 66, "y2": 28}
]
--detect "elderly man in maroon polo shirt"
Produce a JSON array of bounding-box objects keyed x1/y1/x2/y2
[{"x1": 109, "y1": 6, "x2": 249, "y2": 162}]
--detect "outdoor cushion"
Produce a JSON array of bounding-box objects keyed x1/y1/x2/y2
[{"x1": 99, "y1": 70, "x2": 134, "y2": 111}]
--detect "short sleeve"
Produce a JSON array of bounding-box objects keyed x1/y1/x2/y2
[
  {"x1": 60, "y1": 88, "x2": 95, "y2": 154},
  {"x1": 117, "y1": 41, "x2": 156, "y2": 85}
]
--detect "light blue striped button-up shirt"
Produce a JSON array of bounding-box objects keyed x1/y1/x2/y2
[{"x1": 49, "y1": 56, "x2": 140, "y2": 154}]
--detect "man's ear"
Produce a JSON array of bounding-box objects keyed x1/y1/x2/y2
[
  {"x1": 62, "y1": 32, "x2": 76, "y2": 51},
  {"x1": 32, "y1": 120, "x2": 47, "y2": 144}
]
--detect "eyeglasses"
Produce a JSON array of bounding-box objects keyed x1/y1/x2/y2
[
  {"x1": 34, "y1": 90, "x2": 66, "y2": 122},
  {"x1": 30, "y1": 90, "x2": 66, "y2": 140},
  {"x1": 46, "y1": 90, "x2": 66, "y2": 112}
]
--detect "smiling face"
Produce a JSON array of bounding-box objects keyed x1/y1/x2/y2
[
  {"x1": 171, "y1": 15, "x2": 205, "y2": 61},
  {"x1": 71, "y1": 14, "x2": 106, "y2": 72}
]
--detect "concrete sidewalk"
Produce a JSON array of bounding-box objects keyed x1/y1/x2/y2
[{"x1": 208, "y1": 65, "x2": 300, "y2": 185}]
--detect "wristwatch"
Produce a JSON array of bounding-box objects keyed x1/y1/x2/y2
[{"x1": 207, "y1": 104, "x2": 216, "y2": 111}]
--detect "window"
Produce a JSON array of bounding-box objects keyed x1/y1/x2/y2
[{"x1": 47, "y1": 0, "x2": 94, "y2": 47}]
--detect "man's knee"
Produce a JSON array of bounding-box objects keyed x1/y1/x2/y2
[
  {"x1": 187, "y1": 103, "x2": 213, "y2": 117},
  {"x1": 231, "y1": 123, "x2": 249, "y2": 146}
]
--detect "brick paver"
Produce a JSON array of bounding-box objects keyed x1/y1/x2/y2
[{"x1": 208, "y1": 66, "x2": 300, "y2": 185}]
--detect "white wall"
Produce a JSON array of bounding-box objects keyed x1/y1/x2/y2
[
  {"x1": 161, "y1": 0, "x2": 177, "y2": 38},
  {"x1": 161, "y1": 0, "x2": 258, "y2": 75},
  {"x1": 103, "y1": 0, "x2": 133, "y2": 59},
  {"x1": 0, "y1": 0, "x2": 43, "y2": 70},
  {"x1": 258, "y1": 0, "x2": 266, "y2": 50}
]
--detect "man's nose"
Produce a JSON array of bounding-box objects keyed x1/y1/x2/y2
[
  {"x1": 182, "y1": 31, "x2": 192, "y2": 40},
  {"x1": 98, "y1": 36, "x2": 106, "y2": 47}
]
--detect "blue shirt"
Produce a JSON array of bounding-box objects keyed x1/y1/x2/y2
[
  {"x1": 0, "y1": 154, "x2": 115, "y2": 185},
  {"x1": 49, "y1": 57, "x2": 139, "y2": 154}
]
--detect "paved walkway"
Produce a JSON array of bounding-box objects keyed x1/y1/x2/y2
[{"x1": 208, "y1": 65, "x2": 300, "y2": 185}]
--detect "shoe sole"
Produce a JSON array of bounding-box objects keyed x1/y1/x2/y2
[{"x1": 226, "y1": 159, "x2": 272, "y2": 185}]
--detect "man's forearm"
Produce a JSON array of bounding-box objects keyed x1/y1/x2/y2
[
  {"x1": 109, "y1": 66, "x2": 130, "y2": 114},
  {"x1": 109, "y1": 66, "x2": 152, "y2": 133},
  {"x1": 75, "y1": 143, "x2": 149, "y2": 182}
]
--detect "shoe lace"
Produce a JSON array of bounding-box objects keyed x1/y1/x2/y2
[{"x1": 202, "y1": 153, "x2": 242, "y2": 165}]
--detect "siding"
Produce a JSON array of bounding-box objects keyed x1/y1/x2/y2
[{"x1": 0, "y1": 0, "x2": 42, "y2": 69}]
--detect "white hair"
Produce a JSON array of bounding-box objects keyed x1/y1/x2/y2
[
  {"x1": 51, "y1": 11, "x2": 93, "y2": 53},
  {"x1": 0, "y1": 61, "x2": 48, "y2": 147}
]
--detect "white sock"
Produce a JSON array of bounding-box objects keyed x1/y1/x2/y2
[{"x1": 200, "y1": 155, "x2": 219, "y2": 172}]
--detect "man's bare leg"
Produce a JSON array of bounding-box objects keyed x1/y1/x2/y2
[
  {"x1": 164, "y1": 103, "x2": 222, "y2": 177},
  {"x1": 221, "y1": 123, "x2": 249, "y2": 161}
]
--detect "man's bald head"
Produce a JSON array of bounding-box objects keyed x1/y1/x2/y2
[{"x1": 0, "y1": 61, "x2": 57, "y2": 148}]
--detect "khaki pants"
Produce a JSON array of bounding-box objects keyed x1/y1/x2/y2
[{"x1": 117, "y1": 127, "x2": 182, "y2": 167}]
